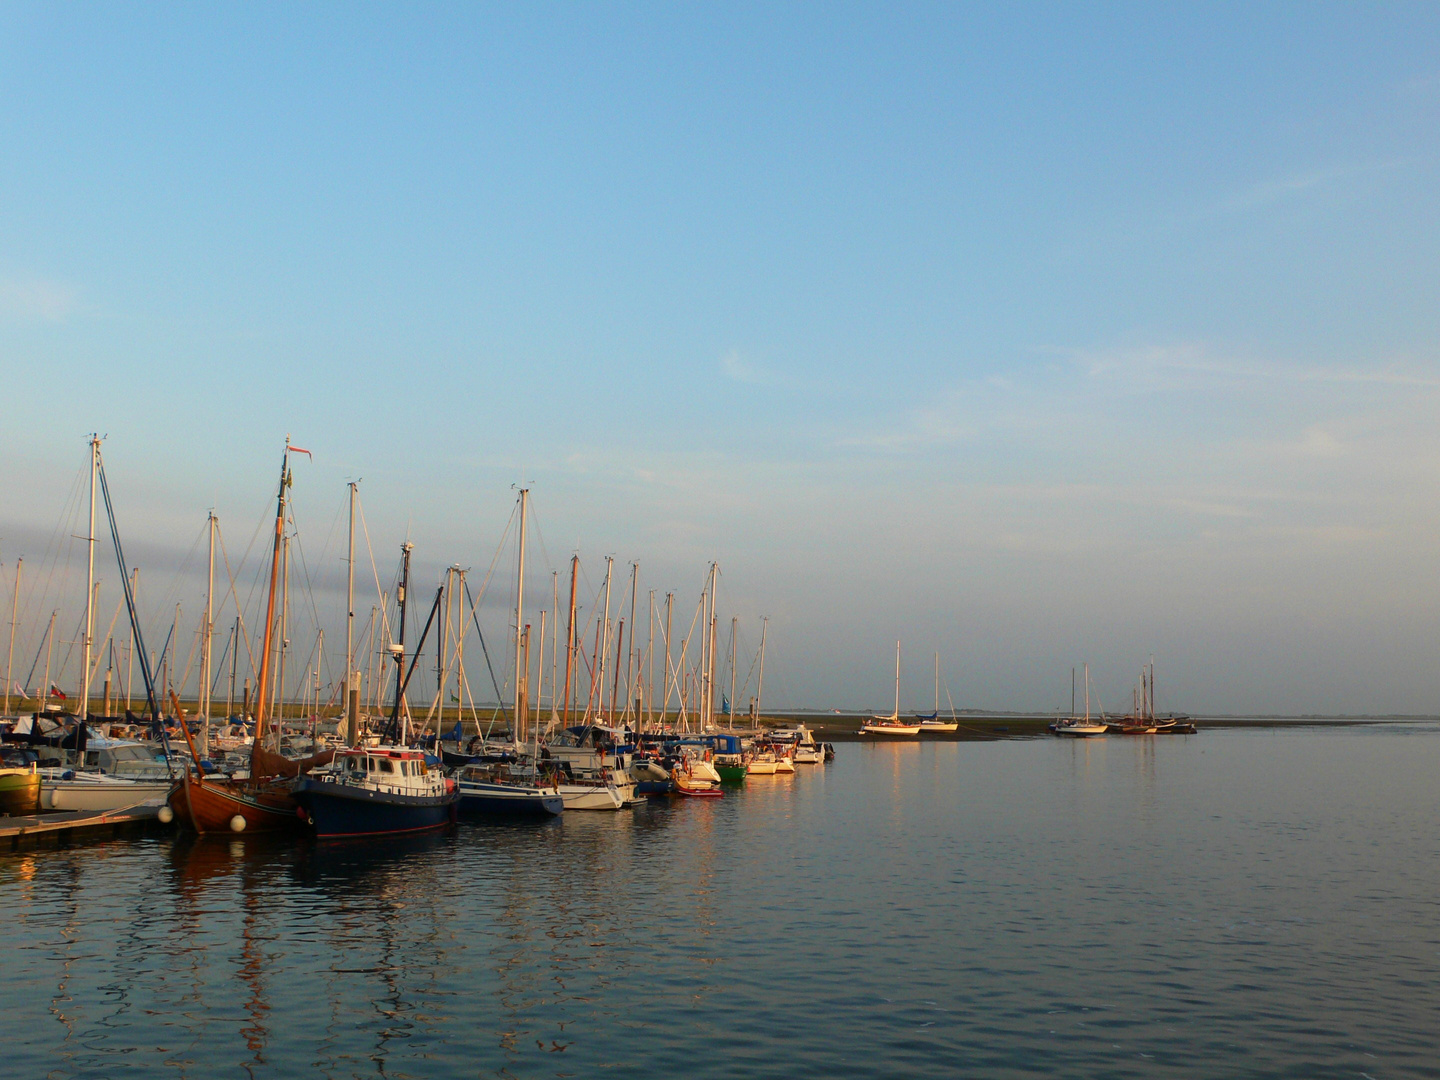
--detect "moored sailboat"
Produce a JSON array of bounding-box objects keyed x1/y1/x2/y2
[
  {"x1": 862, "y1": 641, "x2": 921, "y2": 736},
  {"x1": 916, "y1": 653, "x2": 959, "y2": 732}
]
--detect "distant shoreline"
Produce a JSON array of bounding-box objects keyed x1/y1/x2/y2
[{"x1": 761, "y1": 713, "x2": 1436, "y2": 742}]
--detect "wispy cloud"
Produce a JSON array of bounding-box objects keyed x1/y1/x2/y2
[
  {"x1": 1221, "y1": 158, "x2": 1410, "y2": 212},
  {"x1": 0, "y1": 276, "x2": 77, "y2": 322},
  {"x1": 720, "y1": 350, "x2": 772, "y2": 385},
  {"x1": 1076, "y1": 343, "x2": 1440, "y2": 391}
]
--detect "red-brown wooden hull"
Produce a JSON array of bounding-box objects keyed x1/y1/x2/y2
[{"x1": 169, "y1": 771, "x2": 300, "y2": 834}]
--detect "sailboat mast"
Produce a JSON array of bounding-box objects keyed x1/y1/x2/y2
[
  {"x1": 755, "y1": 617, "x2": 768, "y2": 728},
  {"x1": 535, "y1": 609, "x2": 546, "y2": 732},
  {"x1": 626, "y1": 562, "x2": 638, "y2": 722},
  {"x1": 646, "y1": 590, "x2": 656, "y2": 730},
  {"x1": 597, "y1": 555, "x2": 612, "y2": 723},
  {"x1": 4, "y1": 557, "x2": 20, "y2": 715},
  {"x1": 229, "y1": 617, "x2": 238, "y2": 718},
  {"x1": 551, "y1": 571, "x2": 559, "y2": 722},
  {"x1": 389, "y1": 541, "x2": 413, "y2": 736},
  {"x1": 40, "y1": 609, "x2": 56, "y2": 711},
  {"x1": 1084, "y1": 663, "x2": 1091, "y2": 722},
  {"x1": 893, "y1": 640, "x2": 901, "y2": 719},
  {"x1": 252, "y1": 442, "x2": 290, "y2": 745},
  {"x1": 513, "y1": 490, "x2": 527, "y2": 741},
  {"x1": 200, "y1": 510, "x2": 215, "y2": 757},
  {"x1": 729, "y1": 616, "x2": 737, "y2": 729},
  {"x1": 934, "y1": 652, "x2": 939, "y2": 714},
  {"x1": 663, "y1": 592, "x2": 674, "y2": 721},
  {"x1": 80, "y1": 435, "x2": 99, "y2": 722},
  {"x1": 561, "y1": 555, "x2": 578, "y2": 726},
  {"x1": 699, "y1": 569, "x2": 711, "y2": 731}
]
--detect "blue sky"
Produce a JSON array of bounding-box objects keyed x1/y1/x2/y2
[{"x1": 2, "y1": 4, "x2": 1438, "y2": 714}]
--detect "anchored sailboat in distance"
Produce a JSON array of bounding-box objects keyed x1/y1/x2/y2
[
  {"x1": 916, "y1": 653, "x2": 958, "y2": 732},
  {"x1": 1051, "y1": 664, "x2": 1108, "y2": 737},
  {"x1": 862, "y1": 641, "x2": 921, "y2": 736}
]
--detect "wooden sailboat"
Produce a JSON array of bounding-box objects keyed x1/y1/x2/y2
[
  {"x1": 170, "y1": 440, "x2": 328, "y2": 834},
  {"x1": 862, "y1": 642, "x2": 921, "y2": 736}
]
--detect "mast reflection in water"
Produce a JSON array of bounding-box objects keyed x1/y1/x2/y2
[{"x1": 3, "y1": 726, "x2": 1440, "y2": 1079}]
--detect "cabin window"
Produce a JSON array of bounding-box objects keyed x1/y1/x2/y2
[
  {"x1": 345, "y1": 757, "x2": 359, "y2": 772},
  {"x1": 376, "y1": 758, "x2": 395, "y2": 774}
]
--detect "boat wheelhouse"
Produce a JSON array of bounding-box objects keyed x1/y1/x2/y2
[{"x1": 292, "y1": 747, "x2": 457, "y2": 838}]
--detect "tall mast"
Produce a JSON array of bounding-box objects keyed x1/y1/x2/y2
[
  {"x1": 893, "y1": 640, "x2": 901, "y2": 720},
  {"x1": 80, "y1": 435, "x2": 99, "y2": 721},
  {"x1": 562, "y1": 555, "x2": 578, "y2": 726},
  {"x1": 1084, "y1": 663, "x2": 1091, "y2": 722},
  {"x1": 513, "y1": 490, "x2": 527, "y2": 740},
  {"x1": 934, "y1": 652, "x2": 939, "y2": 714},
  {"x1": 275, "y1": 531, "x2": 290, "y2": 730},
  {"x1": 597, "y1": 556, "x2": 613, "y2": 722},
  {"x1": 626, "y1": 562, "x2": 638, "y2": 721},
  {"x1": 755, "y1": 617, "x2": 768, "y2": 728},
  {"x1": 729, "y1": 616, "x2": 737, "y2": 727},
  {"x1": 5, "y1": 557, "x2": 20, "y2": 715},
  {"x1": 663, "y1": 593, "x2": 674, "y2": 722},
  {"x1": 389, "y1": 541, "x2": 413, "y2": 737},
  {"x1": 610, "y1": 618, "x2": 625, "y2": 722},
  {"x1": 252, "y1": 441, "x2": 291, "y2": 745},
  {"x1": 346, "y1": 481, "x2": 356, "y2": 707},
  {"x1": 229, "y1": 617, "x2": 239, "y2": 719},
  {"x1": 453, "y1": 568, "x2": 467, "y2": 739},
  {"x1": 550, "y1": 571, "x2": 559, "y2": 722},
  {"x1": 700, "y1": 566, "x2": 712, "y2": 730},
  {"x1": 200, "y1": 510, "x2": 215, "y2": 757},
  {"x1": 709, "y1": 615, "x2": 718, "y2": 730},
  {"x1": 40, "y1": 610, "x2": 56, "y2": 711},
  {"x1": 646, "y1": 590, "x2": 656, "y2": 730},
  {"x1": 535, "y1": 609, "x2": 546, "y2": 732}
]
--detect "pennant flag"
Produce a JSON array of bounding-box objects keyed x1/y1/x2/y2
[
  {"x1": 50, "y1": 684, "x2": 67, "y2": 699},
  {"x1": 288, "y1": 444, "x2": 313, "y2": 458}
]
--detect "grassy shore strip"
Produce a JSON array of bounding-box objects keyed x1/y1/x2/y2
[{"x1": 768, "y1": 713, "x2": 1429, "y2": 742}]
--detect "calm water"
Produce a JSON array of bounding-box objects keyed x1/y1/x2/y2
[{"x1": 4, "y1": 724, "x2": 1438, "y2": 1079}]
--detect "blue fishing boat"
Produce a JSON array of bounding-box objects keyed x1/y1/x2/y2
[{"x1": 292, "y1": 747, "x2": 458, "y2": 837}]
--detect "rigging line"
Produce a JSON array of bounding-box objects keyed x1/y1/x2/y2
[
  {"x1": 207, "y1": 626, "x2": 234, "y2": 701},
  {"x1": 16, "y1": 457, "x2": 86, "y2": 647},
  {"x1": 20, "y1": 612, "x2": 55, "y2": 697},
  {"x1": 354, "y1": 491, "x2": 392, "y2": 645},
  {"x1": 526, "y1": 500, "x2": 554, "y2": 582},
  {"x1": 285, "y1": 503, "x2": 331, "y2": 688},
  {"x1": 463, "y1": 577, "x2": 510, "y2": 727},
  {"x1": 87, "y1": 590, "x2": 126, "y2": 687},
  {"x1": 177, "y1": 610, "x2": 203, "y2": 696},
  {"x1": 141, "y1": 518, "x2": 208, "y2": 643},
  {"x1": 215, "y1": 521, "x2": 259, "y2": 685}
]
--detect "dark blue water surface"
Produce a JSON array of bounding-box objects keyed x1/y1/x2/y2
[{"x1": 4, "y1": 723, "x2": 1438, "y2": 1079}]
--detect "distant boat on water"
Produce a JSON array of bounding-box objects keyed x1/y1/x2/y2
[
  {"x1": 863, "y1": 642, "x2": 921, "y2": 736},
  {"x1": 916, "y1": 653, "x2": 958, "y2": 732},
  {"x1": 1051, "y1": 664, "x2": 1108, "y2": 737}
]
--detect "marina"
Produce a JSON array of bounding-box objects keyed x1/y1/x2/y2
[
  {"x1": 3, "y1": 722, "x2": 1437, "y2": 1079},
  {"x1": 3, "y1": 8, "x2": 1434, "y2": 1078}
]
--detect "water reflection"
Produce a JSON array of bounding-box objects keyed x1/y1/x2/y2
[{"x1": 5, "y1": 732, "x2": 1440, "y2": 1079}]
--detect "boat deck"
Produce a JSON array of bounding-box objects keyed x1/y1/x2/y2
[{"x1": 0, "y1": 804, "x2": 166, "y2": 852}]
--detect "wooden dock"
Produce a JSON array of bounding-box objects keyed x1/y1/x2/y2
[{"x1": 0, "y1": 804, "x2": 167, "y2": 852}]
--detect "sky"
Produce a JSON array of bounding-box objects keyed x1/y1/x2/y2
[{"x1": 1, "y1": 3, "x2": 1438, "y2": 716}]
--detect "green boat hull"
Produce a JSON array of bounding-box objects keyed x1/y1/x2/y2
[
  {"x1": 0, "y1": 771, "x2": 41, "y2": 816},
  {"x1": 716, "y1": 764, "x2": 748, "y2": 783}
]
